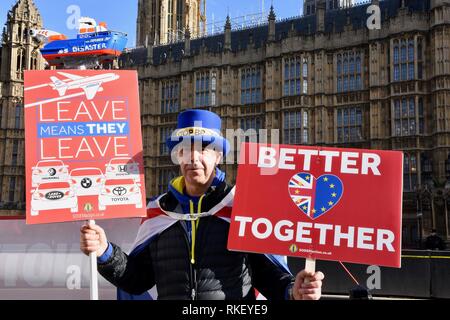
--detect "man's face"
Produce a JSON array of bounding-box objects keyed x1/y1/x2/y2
[{"x1": 177, "y1": 141, "x2": 222, "y2": 187}]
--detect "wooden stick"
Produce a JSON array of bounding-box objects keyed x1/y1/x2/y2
[
  {"x1": 88, "y1": 220, "x2": 99, "y2": 300},
  {"x1": 304, "y1": 258, "x2": 316, "y2": 284}
]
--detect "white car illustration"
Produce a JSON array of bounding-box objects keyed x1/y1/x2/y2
[
  {"x1": 32, "y1": 160, "x2": 69, "y2": 187},
  {"x1": 105, "y1": 157, "x2": 140, "y2": 182},
  {"x1": 98, "y1": 178, "x2": 143, "y2": 211},
  {"x1": 70, "y1": 168, "x2": 105, "y2": 196},
  {"x1": 30, "y1": 181, "x2": 78, "y2": 216}
]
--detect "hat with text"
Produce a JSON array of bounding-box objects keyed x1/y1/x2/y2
[{"x1": 166, "y1": 109, "x2": 230, "y2": 155}]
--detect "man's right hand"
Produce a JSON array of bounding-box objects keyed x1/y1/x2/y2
[{"x1": 80, "y1": 223, "x2": 109, "y2": 257}]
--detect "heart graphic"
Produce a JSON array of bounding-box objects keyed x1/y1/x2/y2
[{"x1": 288, "y1": 172, "x2": 344, "y2": 220}]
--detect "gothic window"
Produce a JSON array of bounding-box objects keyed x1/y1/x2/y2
[
  {"x1": 12, "y1": 140, "x2": 19, "y2": 166},
  {"x1": 240, "y1": 116, "x2": 263, "y2": 142},
  {"x1": 303, "y1": 58, "x2": 308, "y2": 94},
  {"x1": 417, "y1": 37, "x2": 424, "y2": 79},
  {"x1": 403, "y1": 153, "x2": 418, "y2": 192},
  {"x1": 393, "y1": 97, "x2": 424, "y2": 137},
  {"x1": 337, "y1": 51, "x2": 362, "y2": 93},
  {"x1": 176, "y1": 0, "x2": 183, "y2": 39},
  {"x1": 337, "y1": 106, "x2": 363, "y2": 143},
  {"x1": 283, "y1": 56, "x2": 307, "y2": 96},
  {"x1": 421, "y1": 153, "x2": 433, "y2": 187},
  {"x1": 16, "y1": 48, "x2": 25, "y2": 79},
  {"x1": 9, "y1": 177, "x2": 16, "y2": 202},
  {"x1": 446, "y1": 153, "x2": 450, "y2": 178},
  {"x1": 241, "y1": 67, "x2": 262, "y2": 105},
  {"x1": 15, "y1": 104, "x2": 22, "y2": 128},
  {"x1": 283, "y1": 110, "x2": 309, "y2": 145},
  {"x1": 160, "y1": 79, "x2": 180, "y2": 114},
  {"x1": 195, "y1": 71, "x2": 211, "y2": 107},
  {"x1": 160, "y1": 126, "x2": 176, "y2": 156},
  {"x1": 31, "y1": 52, "x2": 38, "y2": 70},
  {"x1": 393, "y1": 38, "x2": 415, "y2": 81},
  {"x1": 158, "y1": 168, "x2": 178, "y2": 194}
]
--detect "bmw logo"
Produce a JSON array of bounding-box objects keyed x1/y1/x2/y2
[{"x1": 81, "y1": 178, "x2": 92, "y2": 189}]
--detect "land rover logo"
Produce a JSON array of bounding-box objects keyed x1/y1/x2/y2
[
  {"x1": 113, "y1": 186, "x2": 127, "y2": 196},
  {"x1": 48, "y1": 168, "x2": 57, "y2": 176},
  {"x1": 81, "y1": 178, "x2": 92, "y2": 189},
  {"x1": 45, "y1": 191, "x2": 64, "y2": 200}
]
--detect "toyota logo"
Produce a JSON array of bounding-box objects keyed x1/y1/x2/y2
[
  {"x1": 81, "y1": 178, "x2": 92, "y2": 189},
  {"x1": 113, "y1": 186, "x2": 127, "y2": 196}
]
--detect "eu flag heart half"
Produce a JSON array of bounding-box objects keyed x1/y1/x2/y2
[{"x1": 288, "y1": 173, "x2": 344, "y2": 220}]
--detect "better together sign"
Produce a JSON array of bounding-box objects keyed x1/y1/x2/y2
[{"x1": 228, "y1": 143, "x2": 403, "y2": 268}]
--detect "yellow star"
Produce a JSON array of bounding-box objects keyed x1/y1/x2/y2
[
  {"x1": 302, "y1": 206, "x2": 307, "y2": 210},
  {"x1": 312, "y1": 209, "x2": 317, "y2": 214},
  {"x1": 305, "y1": 176, "x2": 310, "y2": 181},
  {"x1": 332, "y1": 193, "x2": 337, "y2": 197},
  {"x1": 323, "y1": 177, "x2": 328, "y2": 182},
  {"x1": 295, "y1": 189, "x2": 300, "y2": 194},
  {"x1": 321, "y1": 207, "x2": 326, "y2": 212},
  {"x1": 330, "y1": 184, "x2": 335, "y2": 189},
  {"x1": 328, "y1": 201, "x2": 334, "y2": 206}
]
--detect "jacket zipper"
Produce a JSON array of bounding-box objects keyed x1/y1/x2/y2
[{"x1": 179, "y1": 223, "x2": 196, "y2": 300}]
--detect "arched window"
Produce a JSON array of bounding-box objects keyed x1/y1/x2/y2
[
  {"x1": 446, "y1": 153, "x2": 450, "y2": 178},
  {"x1": 15, "y1": 104, "x2": 22, "y2": 129},
  {"x1": 31, "y1": 52, "x2": 38, "y2": 70},
  {"x1": 16, "y1": 48, "x2": 25, "y2": 79},
  {"x1": 403, "y1": 153, "x2": 418, "y2": 191}
]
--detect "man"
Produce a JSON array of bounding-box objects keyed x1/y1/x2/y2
[
  {"x1": 425, "y1": 229, "x2": 446, "y2": 250},
  {"x1": 80, "y1": 109, "x2": 324, "y2": 300}
]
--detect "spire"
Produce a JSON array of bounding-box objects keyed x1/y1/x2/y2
[
  {"x1": 224, "y1": 15, "x2": 231, "y2": 51},
  {"x1": 225, "y1": 15, "x2": 231, "y2": 30},
  {"x1": 268, "y1": 5, "x2": 276, "y2": 42},
  {"x1": 268, "y1": 5, "x2": 276, "y2": 21}
]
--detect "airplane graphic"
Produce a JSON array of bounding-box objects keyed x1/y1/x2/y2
[
  {"x1": 50, "y1": 72, "x2": 120, "y2": 100},
  {"x1": 24, "y1": 72, "x2": 121, "y2": 109}
]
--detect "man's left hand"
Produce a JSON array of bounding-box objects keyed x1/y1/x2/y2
[{"x1": 291, "y1": 270, "x2": 324, "y2": 300}]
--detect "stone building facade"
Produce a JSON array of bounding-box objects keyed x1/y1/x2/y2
[
  {"x1": 0, "y1": 0, "x2": 44, "y2": 215},
  {"x1": 136, "y1": 0, "x2": 206, "y2": 46},
  {"x1": 121, "y1": 0, "x2": 450, "y2": 248},
  {"x1": 0, "y1": 0, "x2": 449, "y2": 248}
]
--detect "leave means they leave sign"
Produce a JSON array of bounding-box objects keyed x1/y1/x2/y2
[
  {"x1": 228, "y1": 143, "x2": 404, "y2": 268},
  {"x1": 24, "y1": 70, "x2": 146, "y2": 225}
]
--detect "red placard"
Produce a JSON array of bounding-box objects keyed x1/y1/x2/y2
[
  {"x1": 228, "y1": 143, "x2": 403, "y2": 268},
  {"x1": 24, "y1": 70, "x2": 146, "y2": 224}
]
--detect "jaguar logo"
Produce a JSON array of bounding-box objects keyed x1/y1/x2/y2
[{"x1": 84, "y1": 203, "x2": 94, "y2": 212}]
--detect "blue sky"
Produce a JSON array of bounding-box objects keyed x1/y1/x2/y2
[{"x1": 0, "y1": 0, "x2": 364, "y2": 47}]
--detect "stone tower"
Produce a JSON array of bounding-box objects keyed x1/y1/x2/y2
[
  {"x1": 303, "y1": 0, "x2": 353, "y2": 15},
  {"x1": 0, "y1": 0, "x2": 44, "y2": 213},
  {"x1": 136, "y1": 0, "x2": 206, "y2": 46}
]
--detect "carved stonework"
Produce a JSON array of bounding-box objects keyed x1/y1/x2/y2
[{"x1": 0, "y1": 0, "x2": 44, "y2": 214}]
